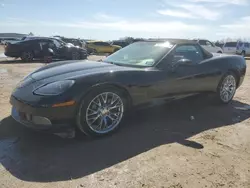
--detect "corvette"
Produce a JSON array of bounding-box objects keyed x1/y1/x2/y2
[{"x1": 10, "y1": 39, "x2": 246, "y2": 137}]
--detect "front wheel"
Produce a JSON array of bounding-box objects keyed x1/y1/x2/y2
[
  {"x1": 76, "y1": 88, "x2": 127, "y2": 137},
  {"x1": 21, "y1": 51, "x2": 34, "y2": 62},
  {"x1": 216, "y1": 73, "x2": 237, "y2": 104}
]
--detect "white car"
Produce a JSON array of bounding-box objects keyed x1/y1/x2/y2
[
  {"x1": 236, "y1": 41, "x2": 250, "y2": 57},
  {"x1": 194, "y1": 39, "x2": 223, "y2": 53},
  {"x1": 222, "y1": 42, "x2": 237, "y2": 54}
]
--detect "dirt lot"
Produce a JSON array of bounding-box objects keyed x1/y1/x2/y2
[{"x1": 0, "y1": 45, "x2": 250, "y2": 188}]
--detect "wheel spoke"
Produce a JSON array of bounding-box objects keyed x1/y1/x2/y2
[
  {"x1": 107, "y1": 115, "x2": 116, "y2": 122},
  {"x1": 103, "y1": 117, "x2": 108, "y2": 128},
  {"x1": 108, "y1": 105, "x2": 120, "y2": 111},
  {"x1": 92, "y1": 100, "x2": 101, "y2": 107},
  {"x1": 89, "y1": 114, "x2": 101, "y2": 125},
  {"x1": 96, "y1": 118, "x2": 104, "y2": 130},
  {"x1": 101, "y1": 93, "x2": 108, "y2": 104},
  {"x1": 111, "y1": 112, "x2": 120, "y2": 118},
  {"x1": 97, "y1": 96, "x2": 103, "y2": 106},
  {"x1": 87, "y1": 109, "x2": 99, "y2": 116}
]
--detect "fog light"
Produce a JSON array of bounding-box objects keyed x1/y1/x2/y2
[{"x1": 32, "y1": 116, "x2": 52, "y2": 125}]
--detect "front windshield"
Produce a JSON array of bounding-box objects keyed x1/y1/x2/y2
[{"x1": 103, "y1": 41, "x2": 173, "y2": 67}]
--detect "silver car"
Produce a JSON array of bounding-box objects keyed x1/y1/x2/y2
[{"x1": 236, "y1": 41, "x2": 250, "y2": 57}]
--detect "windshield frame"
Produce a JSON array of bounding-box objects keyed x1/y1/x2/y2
[{"x1": 103, "y1": 41, "x2": 174, "y2": 68}]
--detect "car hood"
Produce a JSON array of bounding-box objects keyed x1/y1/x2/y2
[{"x1": 30, "y1": 60, "x2": 141, "y2": 81}]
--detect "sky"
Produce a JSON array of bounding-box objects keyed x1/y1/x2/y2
[{"x1": 0, "y1": 0, "x2": 250, "y2": 41}]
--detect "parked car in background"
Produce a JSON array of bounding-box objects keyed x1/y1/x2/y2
[
  {"x1": 86, "y1": 41, "x2": 122, "y2": 54},
  {"x1": 214, "y1": 42, "x2": 224, "y2": 48},
  {"x1": 1, "y1": 37, "x2": 20, "y2": 45},
  {"x1": 4, "y1": 37, "x2": 87, "y2": 62},
  {"x1": 56, "y1": 37, "x2": 86, "y2": 48},
  {"x1": 222, "y1": 42, "x2": 237, "y2": 54},
  {"x1": 110, "y1": 40, "x2": 130, "y2": 48},
  {"x1": 236, "y1": 41, "x2": 250, "y2": 57},
  {"x1": 10, "y1": 39, "x2": 246, "y2": 137},
  {"x1": 194, "y1": 39, "x2": 223, "y2": 53}
]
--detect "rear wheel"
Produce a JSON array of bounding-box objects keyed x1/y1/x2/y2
[
  {"x1": 76, "y1": 87, "x2": 127, "y2": 137},
  {"x1": 21, "y1": 51, "x2": 34, "y2": 62},
  {"x1": 216, "y1": 72, "x2": 237, "y2": 104}
]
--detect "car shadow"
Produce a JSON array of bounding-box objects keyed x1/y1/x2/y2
[{"x1": 0, "y1": 95, "x2": 250, "y2": 182}]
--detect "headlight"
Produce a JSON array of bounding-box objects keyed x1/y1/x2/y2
[{"x1": 33, "y1": 80, "x2": 75, "y2": 96}]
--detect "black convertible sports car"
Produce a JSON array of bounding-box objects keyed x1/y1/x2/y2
[
  {"x1": 10, "y1": 39, "x2": 246, "y2": 137},
  {"x1": 4, "y1": 37, "x2": 88, "y2": 62}
]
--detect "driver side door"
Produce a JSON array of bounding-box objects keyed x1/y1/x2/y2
[{"x1": 159, "y1": 44, "x2": 212, "y2": 96}]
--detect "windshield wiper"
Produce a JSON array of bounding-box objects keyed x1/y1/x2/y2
[{"x1": 103, "y1": 61, "x2": 122, "y2": 66}]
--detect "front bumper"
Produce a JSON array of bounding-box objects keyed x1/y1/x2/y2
[
  {"x1": 4, "y1": 51, "x2": 20, "y2": 58},
  {"x1": 10, "y1": 95, "x2": 75, "y2": 133}
]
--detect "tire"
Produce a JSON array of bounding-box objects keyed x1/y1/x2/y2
[
  {"x1": 217, "y1": 51, "x2": 222, "y2": 53},
  {"x1": 241, "y1": 51, "x2": 246, "y2": 57},
  {"x1": 215, "y1": 72, "x2": 237, "y2": 104},
  {"x1": 76, "y1": 87, "x2": 128, "y2": 137},
  {"x1": 21, "y1": 51, "x2": 34, "y2": 62},
  {"x1": 72, "y1": 51, "x2": 81, "y2": 60}
]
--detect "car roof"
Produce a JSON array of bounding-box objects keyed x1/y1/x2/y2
[
  {"x1": 193, "y1": 38, "x2": 210, "y2": 41},
  {"x1": 138, "y1": 38, "x2": 197, "y2": 45},
  {"x1": 87, "y1": 40, "x2": 105, "y2": 43},
  {"x1": 24, "y1": 36, "x2": 58, "y2": 41}
]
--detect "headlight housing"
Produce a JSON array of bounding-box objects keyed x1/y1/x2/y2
[{"x1": 33, "y1": 80, "x2": 75, "y2": 96}]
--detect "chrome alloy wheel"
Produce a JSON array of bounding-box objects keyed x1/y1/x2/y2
[
  {"x1": 22, "y1": 52, "x2": 33, "y2": 61},
  {"x1": 220, "y1": 75, "x2": 236, "y2": 103},
  {"x1": 85, "y1": 92, "x2": 124, "y2": 134}
]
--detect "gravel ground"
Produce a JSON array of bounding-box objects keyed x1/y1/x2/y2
[{"x1": 0, "y1": 45, "x2": 250, "y2": 188}]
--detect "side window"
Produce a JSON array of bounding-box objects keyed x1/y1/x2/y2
[
  {"x1": 103, "y1": 42, "x2": 110, "y2": 46},
  {"x1": 173, "y1": 45, "x2": 204, "y2": 64},
  {"x1": 52, "y1": 39, "x2": 62, "y2": 48},
  {"x1": 237, "y1": 41, "x2": 243, "y2": 47},
  {"x1": 98, "y1": 42, "x2": 110, "y2": 46},
  {"x1": 39, "y1": 41, "x2": 54, "y2": 50},
  {"x1": 245, "y1": 43, "x2": 249, "y2": 48},
  {"x1": 198, "y1": 40, "x2": 206, "y2": 45},
  {"x1": 94, "y1": 42, "x2": 102, "y2": 46},
  {"x1": 206, "y1": 41, "x2": 213, "y2": 47},
  {"x1": 225, "y1": 42, "x2": 237, "y2": 47}
]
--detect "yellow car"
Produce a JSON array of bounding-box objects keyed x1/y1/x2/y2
[{"x1": 87, "y1": 41, "x2": 121, "y2": 54}]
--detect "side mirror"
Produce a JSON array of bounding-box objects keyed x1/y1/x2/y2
[
  {"x1": 48, "y1": 48, "x2": 55, "y2": 56},
  {"x1": 177, "y1": 58, "x2": 193, "y2": 66}
]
